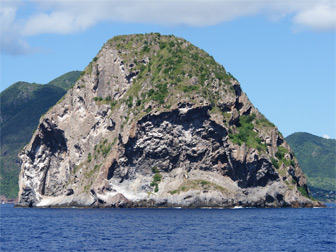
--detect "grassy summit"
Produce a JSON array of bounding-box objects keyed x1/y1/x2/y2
[{"x1": 86, "y1": 33, "x2": 234, "y2": 108}]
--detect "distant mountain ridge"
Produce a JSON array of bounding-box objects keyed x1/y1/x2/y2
[
  {"x1": 286, "y1": 132, "x2": 336, "y2": 201},
  {"x1": 0, "y1": 71, "x2": 81, "y2": 199},
  {"x1": 47, "y1": 71, "x2": 82, "y2": 91}
]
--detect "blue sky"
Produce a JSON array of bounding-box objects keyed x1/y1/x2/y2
[{"x1": 1, "y1": 0, "x2": 335, "y2": 139}]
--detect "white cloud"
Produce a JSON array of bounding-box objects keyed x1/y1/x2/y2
[
  {"x1": 322, "y1": 134, "x2": 330, "y2": 139},
  {"x1": 0, "y1": 1, "x2": 33, "y2": 55},
  {"x1": 20, "y1": 0, "x2": 335, "y2": 33},
  {"x1": 21, "y1": 0, "x2": 265, "y2": 36},
  {"x1": 293, "y1": 3, "x2": 336, "y2": 31},
  {"x1": 22, "y1": 1, "x2": 102, "y2": 35},
  {"x1": 1, "y1": 0, "x2": 335, "y2": 55}
]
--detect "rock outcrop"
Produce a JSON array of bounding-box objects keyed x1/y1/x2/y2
[{"x1": 17, "y1": 33, "x2": 317, "y2": 208}]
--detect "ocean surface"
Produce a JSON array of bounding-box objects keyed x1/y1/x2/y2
[{"x1": 0, "y1": 204, "x2": 335, "y2": 252}]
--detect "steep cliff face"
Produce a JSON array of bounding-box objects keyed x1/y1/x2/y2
[{"x1": 17, "y1": 33, "x2": 319, "y2": 208}]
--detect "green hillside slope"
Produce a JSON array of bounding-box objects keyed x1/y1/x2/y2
[
  {"x1": 47, "y1": 71, "x2": 82, "y2": 90},
  {"x1": 286, "y1": 132, "x2": 336, "y2": 201},
  {"x1": 0, "y1": 71, "x2": 80, "y2": 199}
]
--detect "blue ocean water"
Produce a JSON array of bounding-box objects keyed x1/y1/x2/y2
[{"x1": 0, "y1": 204, "x2": 335, "y2": 252}]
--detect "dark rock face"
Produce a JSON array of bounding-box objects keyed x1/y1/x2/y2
[
  {"x1": 116, "y1": 106, "x2": 279, "y2": 189},
  {"x1": 17, "y1": 34, "x2": 316, "y2": 208},
  {"x1": 30, "y1": 119, "x2": 67, "y2": 156},
  {"x1": 123, "y1": 106, "x2": 223, "y2": 173},
  {"x1": 232, "y1": 158, "x2": 279, "y2": 188}
]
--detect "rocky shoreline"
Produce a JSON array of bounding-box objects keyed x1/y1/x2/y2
[
  {"x1": 0, "y1": 195, "x2": 18, "y2": 204},
  {"x1": 14, "y1": 200, "x2": 325, "y2": 208}
]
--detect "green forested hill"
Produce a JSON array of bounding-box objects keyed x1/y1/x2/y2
[
  {"x1": 286, "y1": 132, "x2": 336, "y2": 201},
  {"x1": 0, "y1": 71, "x2": 80, "y2": 199},
  {"x1": 47, "y1": 71, "x2": 82, "y2": 90}
]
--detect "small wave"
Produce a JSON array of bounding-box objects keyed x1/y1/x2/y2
[{"x1": 233, "y1": 206, "x2": 243, "y2": 209}]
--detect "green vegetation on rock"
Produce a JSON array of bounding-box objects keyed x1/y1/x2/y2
[
  {"x1": 297, "y1": 185, "x2": 310, "y2": 199},
  {"x1": 271, "y1": 157, "x2": 279, "y2": 169},
  {"x1": 273, "y1": 146, "x2": 293, "y2": 167},
  {"x1": 229, "y1": 114, "x2": 267, "y2": 152},
  {"x1": 94, "y1": 139, "x2": 112, "y2": 158},
  {"x1": 102, "y1": 33, "x2": 235, "y2": 114},
  {"x1": 150, "y1": 167, "x2": 162, "y2": 192}
]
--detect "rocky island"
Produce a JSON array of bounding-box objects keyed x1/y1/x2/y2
[{"x1": 17, "y1": 33, "x2": 321, "y2": 208}]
